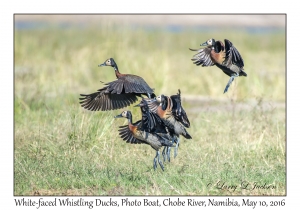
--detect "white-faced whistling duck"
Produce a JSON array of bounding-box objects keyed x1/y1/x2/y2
[
  {"x1": 79, "y1": 58, "x2": 156, "y2": 111},
  {"x1": 135, "y1": 98, "x2": 176, "y2": 162},
  {"x1": 154, "y1": 93, "x2": 192, "y2": 157},
  {"x1": 136, "y1": 90, "x2": 192, "y2": 161},
  {"x1": 190, "y1": 38, "x2": 247, "y2": 93},
  {"x1": 114, "y1": 110, "x2": 173, "y2": 171}
]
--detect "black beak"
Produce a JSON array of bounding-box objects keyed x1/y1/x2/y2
[
  {"x1": 98, "y1": 62, "x2": 106, "y2": 67},
  {"x1": 147, "y1": 98, "x2": 156, "y2": 102},
  {"x1": 114, "y1": 114, "x2": 123, "y2": 118},
  {"x1": 134, "y1": 103, "x2": 143, "y2": 107},
  {"x1": 200, "y1": 41, "x2": 208, "y2": 46}
]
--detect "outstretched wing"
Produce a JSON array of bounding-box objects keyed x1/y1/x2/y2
[
  {"x1": 224, "y1": 39, "x2": 244, "y2": 68},
  {"x1": 189, "y1": 47, "x2": 215, "y2": 67},
  {"x1": 79, "y1": 86, "x2": 138, "y2": 111},
  {"x1": 118, "y1": 122, "x2": 144, "y2": 144},
  {"x1": 118, "y1": 75, "x2": 155, "y2": 95},
  {"x1": 146, "y1": 98, "x2": 160, "y2": 114},
  {"x1": 118, "y1": 121, "x2": 171, "y2": 150},
  {"x1": 170, "y1": 90, "x2": 190, "y2": 128}
]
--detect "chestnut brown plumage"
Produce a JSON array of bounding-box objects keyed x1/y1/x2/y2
[
  {"x1": 153, "y1": 94, "x2": 192, "y2": 140},
  {"x1": 114, "y1": 110, "x2": 173, "y2": 171},
  {"x1": 190, "y1": 38, "x2": 247, "y2": 93},
  {"x1": 135, "y1": 90, "x2": 192, "y2": 161},
  {"x1": 79, "y1": 58, "x2": 155, "y2": 111}
]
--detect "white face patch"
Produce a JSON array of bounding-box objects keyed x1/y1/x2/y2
[
  {"x1": 122, "y1": 111, "x2": 127, "y2": 117},
  {"x1": 156, "y1": 96, "x2": 162, "y2": 102},
  {"x1": 106, "y1": 59, "x2": 111, "y2": 66}
]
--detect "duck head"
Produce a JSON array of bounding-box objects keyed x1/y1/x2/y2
[
  {"x1": 114, "y1": 110, "x2": 131, "y2": 119},
  {"x1": 200, "y1": 38, "x2": 215, "y2": 47},
  {"x1": 98, "y1": 58, "x2": 117, "y2": 68},
  {"x1": 155, "y1": 95, "x2": 168, "y2": 103}
]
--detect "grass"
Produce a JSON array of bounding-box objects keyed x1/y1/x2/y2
[{"x1": 14, "y1": 19, "x2": 285, "y2": 195}]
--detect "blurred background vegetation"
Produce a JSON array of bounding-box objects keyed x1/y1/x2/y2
[{"x1": 14, "y1": 15, "x2": 286, "y2": 195}]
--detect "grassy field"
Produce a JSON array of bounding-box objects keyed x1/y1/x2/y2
[{"x1": 14, "y1": 19, "x2": 286, "y2": 195}]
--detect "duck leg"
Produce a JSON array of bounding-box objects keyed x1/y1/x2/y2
[
  {"x1": 224, "y1": 73, "x2": 239, "y2": 94},
  {"x1": 157, "y1": 151, "x2": 165, "y2": 171},
  {"x1": 166, "y1": 139, "x2": 173, "y2": 162},
  {"x1": 166, "y1": 136, "x2": 179, "y2": 160},
  {"x1": 153, "y1": 151, "x2": 164, "y2": 171},
  {"x1": 162, "y1": 146, "x2": 168, "y2": 162},
  {"x1": 166, "y1": 146, "x2": 171, "y2": 162},
  {"x1": 173, "y1": 137, "x2": 180, "y2": 158},
  {"x1": 153, "y1": 153, "x2": 157, "y2": 170}
]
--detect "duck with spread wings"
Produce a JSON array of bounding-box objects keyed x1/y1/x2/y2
[
  {"x1": 190, "y1": 38, "x2": 247, "y2": 93},
  {"x1": 114, "y1": 110, "x2": 173, "y2": 171},
  {"x1": 79, "y1": 58, "x2": 156, "y2": 111},
  {"x1": 135, "y1": 90, "x2": 191, "y2": 161}
]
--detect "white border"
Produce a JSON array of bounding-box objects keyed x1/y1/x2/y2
[{"x1": 2, "y1": 0, "x2": 297, "y2": 209}]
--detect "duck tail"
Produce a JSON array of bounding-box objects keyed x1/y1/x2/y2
[
  {"x1": 240, "y1": 70, "x2": 247, "y2": 77},
  {"x1": 183, "y1": 131, "x2": 192, "y2": 139}
]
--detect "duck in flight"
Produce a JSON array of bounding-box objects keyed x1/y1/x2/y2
[
  {"x1": 79, "y1": 58, "x2": 156, "y2": 111},
  {"x1": 114, "y1": 110, "x2": 173, "y2": 171},
  {"x1": 135, "y1": 90, "x2": 192, "y2": 161},
  {"x1": 190, "y1": 38, "x2": 247, "y2": 93}
]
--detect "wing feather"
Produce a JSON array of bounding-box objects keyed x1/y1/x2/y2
[
  {"x1": 170, "y1": 90, "x2": 190, "y2": 128},
  {"x1": 79, "y1": 86, "x2": 138, "y2": 111},
  {"x1": 190, "y1": 47, "x2": 215, "y2": 67},
  {"x1": 117, "y1": 123, "x2": 144, "y2": 144},
  {"x1": 224, "y1": 39, "x2": 244, "y2": 68}
]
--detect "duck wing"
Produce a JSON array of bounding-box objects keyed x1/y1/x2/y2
[
  {"x1": 170, "y1": 90, "x2": 190, "y2": 128},
  {"x1": 190, "y1": 47, "x2": 215, "y2": 67},
  {"x1": 139, "y1": 98, "x2": 163, "y2": 132},
  {"x1": 224, "y1": 39, "x2": 244, "y2": 68},
  {"x1": 117, "y1": 75, "x2": 155, "y2": 95},
  {"x1": 118, "y1": 121, "x2": 144, "y2": 144},
  {"x1": 146, "y1": 98, "x2": 160, "y2": 113},
  {"x1": 79, "y1": 86, "x2": 138, "y2": 111}
]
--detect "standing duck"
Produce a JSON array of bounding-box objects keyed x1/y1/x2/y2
[
  {"x1": 190, "y1": 38, "x2": 247, "y2": 93},
  {"x1": 79, "y1": 58, "x2": 156, "y2": 111},
  {"x1": 114, "y1": 110, "x2": 173, "y2": 171}
]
